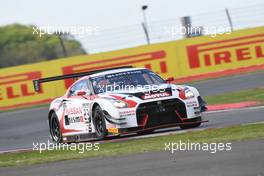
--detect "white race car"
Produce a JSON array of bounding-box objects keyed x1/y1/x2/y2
[{"x1": 33, "y1": 66, "x2": 207, "y2": 143}]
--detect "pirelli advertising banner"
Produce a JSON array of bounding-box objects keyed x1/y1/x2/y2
[{"x1": 0, "y1": 26, "x2": 264, "y2": 110}]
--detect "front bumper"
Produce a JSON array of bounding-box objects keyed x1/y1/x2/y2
[
  {"x1": 106, "y1": 97, "x2": 208, "y2": 134},
  {"x1": 136, "y1": 98, "x2": 187, "y2": 129}
]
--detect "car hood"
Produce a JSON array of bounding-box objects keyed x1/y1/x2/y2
[{"x1": 99, "y1": 83, "x2": 184, "y2": 100}]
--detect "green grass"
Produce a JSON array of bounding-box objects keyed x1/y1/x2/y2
[
  {"x1": 1, "y1": 123, "x2": 264, "y2": 167},
  {"x1": 205, "y1": 87, "x2": 264, "y2": 105}
]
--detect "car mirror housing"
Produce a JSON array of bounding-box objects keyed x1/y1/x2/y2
[
  {"x1": 165, "y1": 77, "x2": 174, "y2": 83},
  {"x1": 77, "y1": 90, "x2": 87, "y2": 96}
]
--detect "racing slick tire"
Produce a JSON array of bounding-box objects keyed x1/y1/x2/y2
[
  {"x1": 49, "y1": 112, "x2": 63, "y2": 143},
  {"x1": 179, "y1": 116, "x2": 202, "y2": 129},
  {"x1": 92, "y1": 105, "x2": 108, "y2": 139}
]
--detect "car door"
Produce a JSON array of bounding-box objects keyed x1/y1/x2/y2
[{"x1": 63, "y1": 79, "x2": 93, "y2": 134}]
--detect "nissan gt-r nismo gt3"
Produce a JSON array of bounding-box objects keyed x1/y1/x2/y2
[{"x1": 33, "y1": 66, "x2": 207, "y2": 143}]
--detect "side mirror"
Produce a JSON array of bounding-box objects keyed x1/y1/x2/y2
[
  {"x1": 165, "y1": 77, "x2": 174, "y2": 83},
  {"x1": 77, "y1": 90, "x2": 87, "y2": 96}
]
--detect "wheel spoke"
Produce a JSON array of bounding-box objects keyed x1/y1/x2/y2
[{"x1": 93, "y1": 107, "x2": 107, "y2": 139}]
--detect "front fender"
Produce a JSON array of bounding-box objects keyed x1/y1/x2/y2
[
  {"x1": 186, "y1": 86, "x2": 200, "y2": 97},
  {"x1": 92, "y1": 98, "x2": 120, "y2": 119}
]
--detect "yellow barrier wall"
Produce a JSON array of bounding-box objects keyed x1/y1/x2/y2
[{"x1": 0, "y1": 26, "x2": 263, "y2": 110}]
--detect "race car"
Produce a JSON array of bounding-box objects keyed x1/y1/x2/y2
[{"x1": 33, "y1": 66, "x2": 207, "y2": 143}]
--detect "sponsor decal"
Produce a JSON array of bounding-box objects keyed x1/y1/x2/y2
[
  {"x1": 119, "y1": 110, "x2": 136, "y2": 117},
  {"x1": 106, "y1": 70, "x2": 143, "y2": 78},
  {"x1": 108, "y1": 128, "x2": 119, "y2": 134},
  {"x1": 82, "y1": 103, "x2": 92, "y2": 132},
  {"x1": 65, "y1": 116, "x2": 84, "y2": 125},
  {"x1": 82, "y1": 103, "x2": 89, "y2": 108},
  {"x1": 142, "y1": 92, "x2": 171, "y2": 100},
  {"x1": 82, "y1": 103, "x2": 90, "y2": 119},
  {"x1": 186, "y1": 100, "x2": 198, "y2": 108},
  {"x1": 66, "y1": 107, "x2": 83, "y2": 115}
]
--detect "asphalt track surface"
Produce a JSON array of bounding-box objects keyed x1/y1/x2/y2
[
  {"x1": 1, "y1": 139, "x2": 263, "y2": 176},
  {"x1": 188, "y1": 71, "x2": 264, "y2": 96},
  {"x1": 0, "y1": 71, "x2": 264, "y2": 151}
]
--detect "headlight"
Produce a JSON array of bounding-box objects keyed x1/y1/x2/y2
[
  {"x1": 185, "y1": 89, "x2": 194, "y2": 99},
  {"x1": 179, "y1": 88, "x2": 195, "y2": 99},
  {"x1": 111, "y1": 100, "x2": 128, "y2": 108}
]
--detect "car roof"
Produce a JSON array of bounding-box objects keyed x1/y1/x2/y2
[{"x1": 79, "y1": 67, "x2": 147, "y2": 80}]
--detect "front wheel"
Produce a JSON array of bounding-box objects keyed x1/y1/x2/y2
[
  {"x1": 92, "y1": 106, "x2": 108, "y2": 139},
  {"x1": 49, "y1": 112, "x2": 63, "y2": 143},
  {"x1": 179, "y1": 116, "x2": 202, "y2": 129}
]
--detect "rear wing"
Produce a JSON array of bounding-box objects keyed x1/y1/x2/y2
[{"x1": 33, "y1": 66, "x2": 133, "y2": 92}]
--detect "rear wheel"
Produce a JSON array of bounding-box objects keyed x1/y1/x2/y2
[
  {"x1": 92, "y1": 106, "x2": 108, "y2": 139},
  {"x1": 179, "y1": 116, "x2": 202, "y2": 129},
  {"x1": 49, "y1": 112, "x2": 63, "y2": 143}
]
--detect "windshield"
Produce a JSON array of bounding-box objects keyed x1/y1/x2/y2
[{"x1": 91, "y1": 69, "x2": 165, "y2": 94}]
